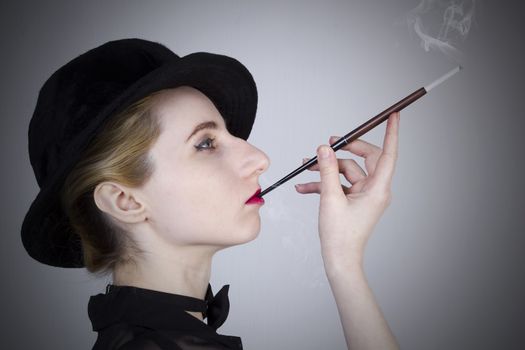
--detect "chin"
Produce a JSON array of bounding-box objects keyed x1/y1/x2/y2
[
  {"x1": 242, "y1": 225, "x2": 261, "y2": 243},
  {"x1": 222, "y1": 220, "x2": 261, "y2": 248}
]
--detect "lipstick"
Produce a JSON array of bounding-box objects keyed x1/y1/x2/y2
[{"x1": 246, "y1": 188, "x2": 265, "y2": 205}]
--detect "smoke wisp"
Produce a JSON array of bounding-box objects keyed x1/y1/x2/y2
[{"x1": 407, "y1": 0, "x2": 476, "y2": 62}]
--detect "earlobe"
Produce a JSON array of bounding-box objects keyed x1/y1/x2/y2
[{"x1": 93, "y1": 182, "x2": 147, "y2": 224}]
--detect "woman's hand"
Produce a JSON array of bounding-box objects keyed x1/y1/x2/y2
[
  {"x1": 295, "y1": 112, "x2": 401, "y2": 350},
  {"x1": 295, "y1": 112, "x2": 400, "y2": 271}
]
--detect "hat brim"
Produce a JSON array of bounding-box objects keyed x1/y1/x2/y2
[{"x1": 22, "y1": 52, "x2": 258, "y2": 268}]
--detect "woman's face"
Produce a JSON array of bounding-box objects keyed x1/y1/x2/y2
[{"x1": 138, "y1": 87, "x2": 270, "y2": 250}]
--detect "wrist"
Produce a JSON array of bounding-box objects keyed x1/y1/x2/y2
[{"x1": 322, "y1": 253, "x2": 365, "y2": 282}]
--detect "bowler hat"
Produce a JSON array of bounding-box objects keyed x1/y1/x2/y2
[{"x1": 22, "y1": 38, "x2": 258, "y2": 268}]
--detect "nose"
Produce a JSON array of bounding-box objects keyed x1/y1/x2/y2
[{"x1": 237, "y1": 139, "x2": 270, "y2": 178}]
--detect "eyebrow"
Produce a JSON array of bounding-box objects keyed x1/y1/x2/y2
[{"x1": 186, "y1": 121, "x2": 219, "y2": 142}]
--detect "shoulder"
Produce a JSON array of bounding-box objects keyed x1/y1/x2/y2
[
  {"x1": 92, "y1": 325, "x2": 183, "y2": 350},
  {"x1": 118, "y1": 337, "x2": 162, "y2": 350},
  {"x1": 117, "y1": 331, "x2": 240, "y2": 350},
  {"x1": 93, "y1": 324, "x2": 237, "y2": 350},
  {"x1": 117, "y1": 332, "x2": 182, "y2": 350},
  {"x1": 118, "y1": 337, "x2": 167, "y2": 350}
]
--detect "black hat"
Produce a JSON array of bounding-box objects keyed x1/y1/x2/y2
[{"x1": 22, "y1": 38, "x2": 258, "y2": 268}]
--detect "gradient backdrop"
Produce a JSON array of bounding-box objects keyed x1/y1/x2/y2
[{"x1": 1, "y1": 1, "x2": 524, "y2": 349}]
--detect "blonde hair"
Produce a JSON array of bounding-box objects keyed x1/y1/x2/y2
[{"x1": 61, "y1": 92, "x2": 163, "y2": 276}]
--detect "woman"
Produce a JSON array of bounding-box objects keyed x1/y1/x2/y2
[{"x1": 22, "y1": 38, "x2": 400, "y2": 349}]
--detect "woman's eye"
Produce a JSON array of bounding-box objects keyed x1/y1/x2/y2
[{"x1": 195, "y1": 137, "x2": 216, "y2": 151}]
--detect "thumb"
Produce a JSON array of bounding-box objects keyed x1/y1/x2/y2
[{"x1": 317, "y1": 145, "x2": 343, "y2": 198}]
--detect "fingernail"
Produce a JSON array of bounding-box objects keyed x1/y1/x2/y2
[
  {"x1": 302, "y1": 158, "x2": 310, "y2": 164},
  {"x1": 319, "y1": 146, "x2": 330, "y2": 159}
]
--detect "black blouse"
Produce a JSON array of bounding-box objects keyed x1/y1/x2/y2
[{"x1": 88, "y1": 284, "x2": 243, "y2": 350}]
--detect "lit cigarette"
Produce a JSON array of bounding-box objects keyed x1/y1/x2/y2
[
  {"x1": 259, "y1": 66, "x2": 462, "y2": 197},
  {"x1": 425, "y1": 66, "x2": 462, "y2": 91}
]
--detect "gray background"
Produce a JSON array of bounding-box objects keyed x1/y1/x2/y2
[{"x1": 1, "y1": 0, "x2": 524, "y2": 349}]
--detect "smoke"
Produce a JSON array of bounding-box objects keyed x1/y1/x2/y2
[
  {"x1": 407, "y1": 0, "x2": 476, "y2": 62},
  {"x1": 259, "y1": 177, "x2": 327, "y2": 289}
]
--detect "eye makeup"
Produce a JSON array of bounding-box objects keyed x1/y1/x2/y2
[{"x1": 194, "y1": 136, "x2": 216, "y2": 151}]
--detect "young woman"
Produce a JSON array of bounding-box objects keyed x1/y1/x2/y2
[{"x1": 22, "y1": 38, "x2": 400, "y2": 349}]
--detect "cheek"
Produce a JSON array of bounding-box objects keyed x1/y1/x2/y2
[
  {"x1": 145, "y1": 153, "x2": 261, "y2": 246},
  {"x1": 150, "y1": 172, "x2": 244, "y2": 244}
]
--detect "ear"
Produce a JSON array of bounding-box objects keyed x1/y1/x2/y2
[{"x1": 93, "y1": 182, "x2": 147, "y2": 224}]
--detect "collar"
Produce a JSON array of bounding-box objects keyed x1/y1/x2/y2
[{"x1": 88, "y1": 283, "x2": 230, "y2": 332}]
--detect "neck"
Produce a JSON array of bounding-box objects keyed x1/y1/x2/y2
[{"x1": 112, "y1": 244, "x2": 215, "y2": 320}]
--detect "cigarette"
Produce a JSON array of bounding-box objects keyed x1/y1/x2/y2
[
  {"x1": 425, "y1": 66, "x2": 462, "y2": 91},
  {"x1": 258, "y1": 66, "x2": 462, "y2": 198}
]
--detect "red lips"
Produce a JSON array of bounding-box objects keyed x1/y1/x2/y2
[{"x1": 245, "y1": 188, "x2": 264, "y2": 205}]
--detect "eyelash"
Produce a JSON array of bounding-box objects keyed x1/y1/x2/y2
[{"x1": 194, "y1": 137, "x2": 216, "y2": 151}]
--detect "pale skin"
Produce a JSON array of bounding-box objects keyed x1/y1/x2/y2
[
  {"x1": 94, "y1": 86, "x2": 400, "y2": 349},
  {"x1": 94, "y1": 87, "x2": 270, "y2": 320},
  {"x1": 296, "y1": 112, "x2": 401, "y2": 350}
]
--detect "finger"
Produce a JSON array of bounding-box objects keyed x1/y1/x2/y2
[
  {"x1": 295, "y1": 182, "x2": 320, "y2": 194},
  {"x1": 382, "y1": 112, "x2": 400, "y2": 158},
  {"x1": 329, "y1": 136, "x2": 382, "y2": 175},
  {"x1": 329, "y1": 136, "x2": 382, "y2": 157},
  {"x1": 303, "y1": 157, "x2": 366, "y2": 184},
  {"x1": 295, "y1": 182, "x2": 351, "y2": 195},
  {"x1": 316, "y1": 145, "x2": 345, "y2": 199},
  {"x1": 374, "y1": 112, "x2": 400, "y2": 189}
]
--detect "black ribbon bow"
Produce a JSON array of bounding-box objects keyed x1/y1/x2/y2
[{"x1": 204, "y1": 284, "x2": 230, "y2": 330}]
